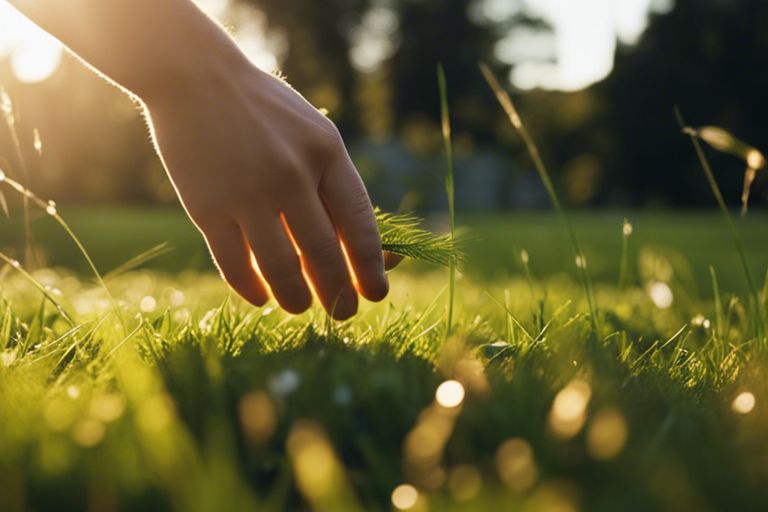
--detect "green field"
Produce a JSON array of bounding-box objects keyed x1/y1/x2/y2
[
  {"x1": 5, "y1": 207, "x2": 768, "y2": 293},
  {"x1": 1, "y1": 208, "x2": 768, "y2": 511}
]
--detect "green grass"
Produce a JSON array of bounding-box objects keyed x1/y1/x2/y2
[
  {"x1": 3, "y1": 207, "x2": 767, "y2": 293},
  {"x1": 1, "y1": 209, "x2": 768, "y2": 511}
]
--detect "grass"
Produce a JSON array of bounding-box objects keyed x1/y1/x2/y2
[
  {"x1": 2, "y1": 79, "x2": 768, "y2": 512},
  {"x1": 0, "y1": 207, "x2": 767, "y2": 511}
]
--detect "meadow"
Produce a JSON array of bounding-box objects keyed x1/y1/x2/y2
[
  {"x1": 1, "y1": 64, "x2": 767, "y2": 512},
  {"x1": 1, "y1": 204, "x2": 767, "y2": 511}
]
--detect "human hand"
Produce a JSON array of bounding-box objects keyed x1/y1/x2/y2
[{"x1": 144, "y1": 62, "x2": 390, "y2": 320}]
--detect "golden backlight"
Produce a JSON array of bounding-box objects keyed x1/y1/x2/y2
[{"x1": 0, "y1": 2, "x2": 63, "y2": 83}]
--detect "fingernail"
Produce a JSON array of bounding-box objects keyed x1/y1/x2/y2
[{"x1": 335, "y1": 289, "x2": 358, "y2": 319}]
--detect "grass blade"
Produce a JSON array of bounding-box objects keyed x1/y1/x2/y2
[
  {"x1": 437, "y1": 63, "x2": 457, "y2": 336},
  {"x1": 480, "y1": 62, "x2": 599, "y2": 335}
]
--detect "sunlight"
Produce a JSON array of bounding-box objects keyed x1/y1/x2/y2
[
  {"x1": 0, "y1": 2, "x2": 63, "y2": 83},
  {"x1": 499, "y1": 0, "x2": 673, "y2": 90}
]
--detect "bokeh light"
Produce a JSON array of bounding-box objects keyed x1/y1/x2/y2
[
  {"x1": 732, "y1": 391, "x2": 756, "y2": 415},
  {"x1": 447, "y1": 465, "x2": 482, "y2": 502},
  {"x1": 495, "y1": 438, "x2": 538, "y2": 491},
  {"x1": 586, "y1": 407, "x2": 629, "y2": 460},
  {"x1": 647, "y1": 281, "x2": 674, "y2": 309},
  {"x1": 391, "y1": 484, "x2": 419, "y2": 510},
  {"x1": 435, "y1": 380, "x2": 465, "y2": 408},
  {"x1": 239, "y1": 390, "x2": 277, "y2": 445},
  {"x1": 549, "y1": 379, "x2": 592, "y2": 439}
]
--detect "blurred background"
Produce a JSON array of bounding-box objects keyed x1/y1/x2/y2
[
  {"x1": 0, "y1": 0, "x2": 766, "y2": 292},
  {"x1": 1, "y1": 0, "x2": 766, "y2": 211}
]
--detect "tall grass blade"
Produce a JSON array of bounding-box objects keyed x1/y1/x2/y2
[
  {"x1": 480, "y1": 62, "x2": 599, "y2": 335},
  {"x1": 676, "y1": 109, "x2": 764, "y2": 338},
  {"x1": 104, "y1": 242, "x2": 173, "y2": 281},
  {"x1": 0, "y1": 175, "x2": 126, "y2": 333},
  {"x1": 0, "y1": 251, "x2": 74, "y2": 325},
  {"x1": 438, "y1": 64, "x2": 457, "y2": 336}
]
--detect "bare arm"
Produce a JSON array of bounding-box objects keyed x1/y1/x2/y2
[{"x1": 9, "y1": 0, "x2": 391, "y2": 319}]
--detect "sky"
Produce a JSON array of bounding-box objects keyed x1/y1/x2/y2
[
  {"x1": 0, "y1": 0, "x2": 670, "y2": 91},
  {"x1": 494, "y1": 0, "x2": 674, "y2": 90}
]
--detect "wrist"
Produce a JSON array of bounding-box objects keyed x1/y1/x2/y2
[{"x1": 129, "y1": 8, "x2": 259, "y2": 107}]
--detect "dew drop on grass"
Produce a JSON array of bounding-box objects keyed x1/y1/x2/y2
[
  {"x1": 46, "y1": 200, "x2": 57, "y2": 216},
  {"x1": 0, "y1": 169, "x2": 5, "y2": 182}
]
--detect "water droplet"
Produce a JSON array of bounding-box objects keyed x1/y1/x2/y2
[
  {"x1": 10, "y1": 259, "x2": 20, "y2": 268},
  {"x1": 46, "y1": 200, "x2": 57, "y2": 216}
]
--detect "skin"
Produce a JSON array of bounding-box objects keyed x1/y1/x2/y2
[{"x1": 9, "y1": 0, "x2": 401, "y2": 319}]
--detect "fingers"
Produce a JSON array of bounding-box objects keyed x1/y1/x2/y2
[
  {"x1": 384, "y1": 252, "x2": 405, "y2": 271},
  {"x1": 282, "y1": 199, "x2": 358, "y2": 320},
  {"x1": 202, "y1": 220, "x2": 269, "y2": 307},
  {"x1": 319, "y1": 154, "x2": 389, "y2": 302},
  {"x1": 240, "y1": 214, "x2": 313, "y2": 315}
]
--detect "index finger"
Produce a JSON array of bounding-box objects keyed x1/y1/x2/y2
[{"x1": 319, "y1": 153, "x2": 388, "y2": 302}]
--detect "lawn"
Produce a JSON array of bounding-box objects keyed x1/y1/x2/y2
[{"x1": 1, "y1": 208, "x2": 767, "y2": 511}]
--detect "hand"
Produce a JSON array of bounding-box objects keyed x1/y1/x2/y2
[{"x1": 144, "y1": 63, "x2": 389, "y2": 320}]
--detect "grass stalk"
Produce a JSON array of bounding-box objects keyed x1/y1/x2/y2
[
  {"x1": 618, "y1": 219, "x2": 632, "y2": 292},
  {"x1": 676, "y1": 109, "x2": 764, "y2": 338},
  {"x1": 437, "y1": 64, "x2": 457, "y2": 337},
  {"x1": 0, "y1": 174, "x2": 127, "y2": 334},
  {"x1": 480, "y1": 63, "x2": 599, "y2": 335},
  {"x1": 0, "y1": 90, "x2": 35, "y2": 266}
]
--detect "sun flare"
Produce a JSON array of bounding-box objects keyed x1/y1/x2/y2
[{"x1": 0, "y1": 2, "x2": 63, "y2": 83}]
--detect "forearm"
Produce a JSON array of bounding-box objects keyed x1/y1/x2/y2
[{"x1": 8, "y1": 0, "x2": 252, "y2": 102}]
